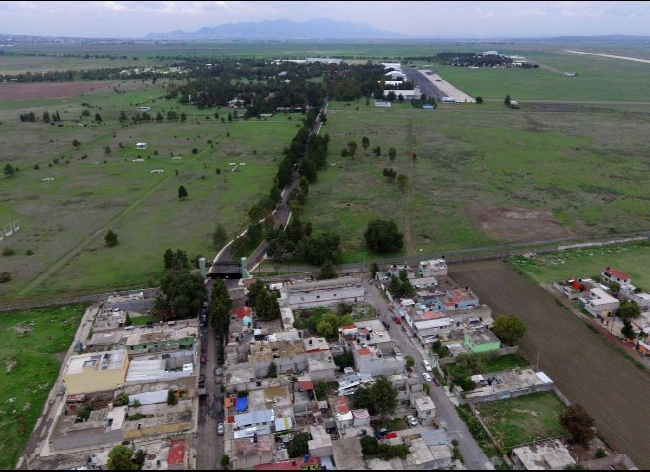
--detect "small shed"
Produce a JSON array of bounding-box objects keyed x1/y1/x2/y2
[{"x1": 136, "y1": 142, "x2": 147, "y2": 150}]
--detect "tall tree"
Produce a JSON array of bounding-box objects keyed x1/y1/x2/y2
[
  {"x1": 255, "y1": 288, "x2": 281, "y2": 321},
  {"x1": 617, "y1": 300, "x2": 640, "y2": 320},
  {"x1": 3, "y1": 164, "x2": 15, "y2": 178},
  {"x1": 369, "y1": 375, "x2": 398, "y2": 419},
  {"x1": 160, "y1": 270, "x2": 206, "y2": 319},
  {"x1": 560, "y1": 404, "x2": 595, "y2": 446},
  {"x1": 347, "y1": 140, "x2": 358, "y2": 157},
  {"x1": 107, "y1": 445, "x2": 140, "y2": 471},
  {"x1": 504, "y1": 94, "x2": 511, "y2": 107},
  {"x1": 370, "y1": 262, "x2": 379, "y2": 279},
  {"x1": 95, "y1": 113, "x2": 103, "y2": 123},
  {"x1": 212, "y1": 223, "x2": 228, "y2": 250},
  {"x1": 388, "y1": 147, "x2": 397, "y2": 161},
  {"x1": 319, "y1": 260, "x2": 337, "y2": 280},
  {"x1": 364, "y1": 219, "x2": 404, "y2": 253},
  {"x1": 178, "y1": 185, "x2": 188, "y2": 200},
  {"x1": 361, "y1": 136, "x2": 370, "y2": 152},
  {"x1": 621, "y1": 318, "x2": 635, "y2": 340},
  {"x1": 491, "y1": 315, "x2": 526, "y2": 345},
  {"x1": 104, "y1": 230, "x2": 118, "y2": 247},
  {"x1": 397, "y1": 174, "x2": 409, "y2": 192}
]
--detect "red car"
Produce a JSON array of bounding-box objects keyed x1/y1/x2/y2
[
  {"x1": 200, "y1": 355, "x2": 207, "y2": 365},
  {"x1": 394, "y1": 316, "x2": 401, "y2": 324}
]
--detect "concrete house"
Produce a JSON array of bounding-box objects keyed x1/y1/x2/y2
[
  {"x1": 601, "y1": 267, "x2": 631, "y2": 285},
  {"x1": 63, "y1": 350, "x2": 129, "y2": 395},
  {"x1": 579, "y1": 288, "x2": 620, "y2": 319},
  {"x1": 512, "y1": 439, "x2": 576, "y2": 470},
  {"x1": 464, "y1": 329, "x2": 501, "y2": 353},
  {"x1": 285, "y1": 277, "x2": 365, "y2": 309}
]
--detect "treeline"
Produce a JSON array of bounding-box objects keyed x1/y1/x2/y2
[
  {"x1": 324, "y1": 62, "x2": 385, "y2": 100},
  {"x1": 0, "y1": 67, "x2": 186, "y2": 83}
]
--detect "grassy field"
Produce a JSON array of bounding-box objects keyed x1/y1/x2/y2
[
  {"x1": 0, "y1": 55, "x2": 144, "y2": 74},
  {"x1": 0, "y1": 80, "x2": 300, "y2": 301},
  {"x1": 510, "y1": 242, "x2": 650, "y2": 288},
  {"x1": 475, "y1": 391, "x2": 567, "y2": 451},
  {"x1": 430, "y1": 49, "x2": 650, "y2": 102},
  {"x1": 302, "y1": 98, "x2": 650, "y2": 262},
  {"x1": 0, "y1": 304, "x2": 86, "y2": 469}
]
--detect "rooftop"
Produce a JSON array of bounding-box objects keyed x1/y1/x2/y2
[
  {"x1": 602, "y1": 267, "x2": 630, "y2": 280},
  {"x1": 287, "y1": 276, "x2": 362, "y2": 293},
  {"x1": 465, "y1": 328, "x2": 500, "y2": 345},
  {"x1": 464, "y1": 369, "x2": 553, "y2": 400},
  {"x1": 332, "y1": 436, "x2": 365, "y2": 470},
  {"x1": 65, "y1": 350, "x2": 126, "y2": 375},
  {"x1": 303, "y1": 337, "x2": 329, "y2": 353},
  {"x1": 512, "y1": 439, "x2": 576, "y2": 470},
  {"x1": 248, "y1": 340, "x2": 305, "y2": 363}
]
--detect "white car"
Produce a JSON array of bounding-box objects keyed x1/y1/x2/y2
[
  {"x1": 422, "y1": 360, "x2": 433, "y2": 372},
  {"x1": 407, "y1": 415, "x2": 419, "y2": 427},
  {"x1": 217, "y1": 423, "x2": 224, "y2": 435},
  {"x1": 423, "y1": 372, "x2": 432, "y2": 382}
]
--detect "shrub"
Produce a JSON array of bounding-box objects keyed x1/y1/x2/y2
[
  {"x1": 596, "y1": 447, "x2": 607, "y2": 459},
  {"x1": 360, "y1": 435, "x2": 378, "y2": 455},
  {"x1": 0, "y1": 272, "x2": 11, "y2": 283},
  {"x1": 2, "y1": 247, "x2": 16, "y2": 256}
]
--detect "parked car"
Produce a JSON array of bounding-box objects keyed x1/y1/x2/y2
[
  {"x1": 394, "y1": 316, "x2": 401, "y2": 324},
  {"x1": 200, "y1": 355, "x2": 207, "y2": 365},
  {"x1": 422, "y1": 360, "x2": 433, "y2": 372},
  {"x1": 407, "y1": 415, "x2": 419, "y2": 427},
  {"x1": 214, "y1": 367, "x2": 223, "y2": 377},
  {"x1": 423, "y1": 372, "x2": 432, "y2": 382},
  {"x1": 199, "y1": 374, "x2": 206, "y2": 383},
  {"x1": 217, "y1": 423, "x2": 224, "y2": 435}
]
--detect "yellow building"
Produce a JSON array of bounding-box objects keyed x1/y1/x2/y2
[{"x1": 63, "y1": 350, "x2": 129, "y2": 395}]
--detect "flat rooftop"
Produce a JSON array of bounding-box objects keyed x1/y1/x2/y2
[
  {"x1": 65, "y1": 350, "x2": 126, "y2": 375},
  {"x1": 287, "y1": 277, "x2": 362, "y2": 293},
  {"x1": 464, "y1": 369, "x2": 553, "y2": 400}
]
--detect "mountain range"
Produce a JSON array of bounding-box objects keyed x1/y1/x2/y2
[{"x1": 146, "y1": 18, "x2": 405, "y2": 40}]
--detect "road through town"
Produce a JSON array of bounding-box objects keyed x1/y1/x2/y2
[{"x1": 364, "y1": 281, "x2": 494, "y2": 470}]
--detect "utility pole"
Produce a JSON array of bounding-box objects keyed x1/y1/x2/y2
[{"x1": 536, "y1": 350, "x2": 540, "y2": 370}]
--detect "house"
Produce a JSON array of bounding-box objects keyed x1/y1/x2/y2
[
  {"x1": 413, "y1": 317, "x2": 453, "y2": 340},
  {"x1": 308, "y1": 425, "x2": 333, "y2": 458},
  {"x1": 136, "y1": 142, "x2": 147, "y2": 150},
  {"x1": 463, "y1": 328, "x2": 501, "y2": 353},
  {"x1": 233, "y1": 408, "x2": 275, "y2": 429},
  {"x1": 412, "y1": 393, "x2": 436, "y2": 424},
  {"x1": 383, "y1": 87, "x2": 421, "y2": 100},
  {"x1": 463, "y1": 369, "x2": 553, "y2": 403},
  {"x1": 304, "y1": 337, "x2": 337, "y2": 381},
  {"x1": 332, "y1": 436, "x2": 365, "y2": 470},
  {"x1": 579, "y1": 288, "x2": 620, "y2": 319},
  {"x1": 307, "y1": 58, "x2": 342, "y2": 65},
  {"x1": 352, "y1": 344, "x2": 405, "y2": 376},
  {"x1": 512, "y1": 439, "x2": 576, "y2": 470},
  {"x1": 419, "y1": 259, "x2": 448, "y2": 277},
  {"x1": 285, "y1": 277, "x2": 365, "y2": 309},
  {"x1": 601, "y1": 267, "x2": 631, "y2": 285},
  {"x1": 553, "y1": 278, "x2": 596, "y2": 300},
  {"x1": 619, "y1": 285, "x2": 650, "y2": 311},
  {"x1": 63, "y1": 350, "x2": 129, "y2": 395}
]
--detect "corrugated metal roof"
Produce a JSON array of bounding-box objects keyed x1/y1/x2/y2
[{"x1": 234, "y1": 409, "x2": 274, "y2": 426}]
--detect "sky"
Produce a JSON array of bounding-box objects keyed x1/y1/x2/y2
[{"x1": 2, "y1": 1, "x2": 650, "y2": 38}]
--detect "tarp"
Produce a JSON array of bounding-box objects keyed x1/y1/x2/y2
[{"x1": 236, "y1": 396, "x2": 249, "y2": 412}]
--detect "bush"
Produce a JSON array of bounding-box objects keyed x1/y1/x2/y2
[
  {"x1": 595, "y1": 447, "x2": 607, "y2": 459},
  {"x1": 167, "y1": 389, "x2": 178, "y2": 406},
  {"x1": 0, "y1": 272, "x2": 11, "y2": 283},
  {"x1": 360, "y1": 435, "x2": 378, "y2": 455},
  {"x1": 2, "y1": 247, "x2": 16, "y2": 256},
  {"x1": 364, "y1": 219, "x2": 404, "y2": 253},
  {"x1": 287, "y1": 432, "x2": 309, "y2": 458}
]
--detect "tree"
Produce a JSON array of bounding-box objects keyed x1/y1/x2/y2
[
  {"x1": 254, "y1": 288, "x2": 281, "y2": 321},
  {"x1": 360, "y1": 435, "x2": 379, "y2": 455},
  {"x1": 0, "y1": 272, "x2": 11, "y2": 283},
  {"x1": 150, "y1": 295, "x2": 170, "y2": 322},
  {"x1": 388, "y1": 147, "x2": 397, "y2": 161},
  {"x1": 246, "y1": 279, "x2": 265, "y2": 308},
  {"x1": 180, "y1": 112, "x2": 187, "y2": 122},
  {"x1": 316, "y1": 319, "x2": 336, "y2": 339},
  {"x1": 364, "y1": 219, "x2": 404, "y2": 253},
  {"x1": 267, "y1": 361, "x2": 278, "y2": 378},
  {"x1": 221, "y1": 454, "x2": 230, "y2": 470},
  {"x1": 353, "y1": 386, "x2": 375, "y2": 413},
  {"x1": 304, "y1": 222, "x2": 313, "y2": 237},
  {"x1": 621, "y1": 318, "x2": 635, "y2": 340},
  {"x1": 227, "y1": 112, "x2": 232, "y2": 122},
  {"x1": 560, "y1": 404, "x2": 595, "y2": 446},
  {"x1": 362, "y1": 136, "x2": 370, "y2": 152},
  {"x1": 167, "y1": 389, "x2": 178, "y2": 406},
  {"x1": 370, "y1": 262, "x2": 379, "y2": 279},
  {"x1": 119, "y1": 110, "x2": 128, "y2": 122},
  {"x1": 156, "y1": 111, "x2": 164, "y2": 122},
  {"x1": 405, "y1": 355, "x2": 415, "y2": 369},
  {"x1": 160, "y1": 270, "x2": 206, "y2": 319},
  {"x1": 491, "y1": 315, "x2": 526, "y2": 345},
  {"x1": 72, "y1": 139, "x2": 81, "y2": 147},
  {"x1": 369, "y1": 375, "x2": 398, "y2": 419},
  {"x1": 178, "y1": 185, "x2": 188, "y2": 200},
  {"x1": 3, "y1": 164, "x2": 15, "y2": 178},
  {"x1": 212, "y1": 223, "x2": 228, "y2": 250},
  {"x1": 107, "y1": 445, "x2": 141, "y2": 470},
  {"x1": 320, "y1": 260, "x2": 337, "y2": 280},
  {"x1": 347, "y1": 140, "x2": 358, "y2": 157},
  {"x1": 124, "y1": 312, "x2": 132, "y2": 327},
  {"x1": 374, "y1": 145, "x2": 381, "y2": 157},
  {"x1": 288, "y1": 432, "x2": 310, "y2": 458},
  {"x1": 297, "y1": 231, "x2": 341, "y2": 265},
  {"x1": 104, "y1": 146, "x2": 111, "y2": 155},
  {"x1": 95, "y1": 113, "x2": 103, "y2": 123},
  {"x1": 104, "y1": 230, "x2": 118, "y2": 247},
  {"x1": 476, "y1": 96, "x2": 484, "y2": 104},
  {"x1": 397, "y1": 173, "x2": 409, "y2": 192},
  {"x1": 504, "y1": 94, "x2": 511, "y2": 107},
  {"x1": 617, "y1": 300, "x2": 640, "y2": 320}
]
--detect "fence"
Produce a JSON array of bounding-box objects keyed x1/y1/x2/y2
[{"x1": 0, "y1": 287, "x2": 160, "y2": 313}]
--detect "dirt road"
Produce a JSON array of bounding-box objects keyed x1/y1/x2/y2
[{"x1": 451, "y1": 260, "x2": 650, "y2": 469}]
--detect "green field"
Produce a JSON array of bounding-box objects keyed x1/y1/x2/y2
[
  {"x1": 511, "y1": 242, "x2": 650, "y2": 288},
  {"x1": 431, "y1": 49, "x2": 650, "y2": 102},
  {"x1": 475, "y1": 391, "x2": 568, "y2": 451},
  {"x1": 0, "y1": 304, "x2": 86, "y2": 469},
  {"x1": 0, "y1": 80, "x2": 299, "y2": 301},
  {"x1": 302, "y1": 98, "x2": 650, "y2": 262}
]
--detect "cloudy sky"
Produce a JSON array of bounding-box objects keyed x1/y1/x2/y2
[{"x1": 2, "y1": 1, "x2": 650, "y2": 38}]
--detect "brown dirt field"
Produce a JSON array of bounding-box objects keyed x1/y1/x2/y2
[
  {"x1": 0, "y1": 80, "x2": 117, "y2": 100},
  {"x1": 451, "y1": 260, "x2": 650, "y2": 469},
  {"x1": 466, "y1": 205, "x2": 576, "y2": 242}
]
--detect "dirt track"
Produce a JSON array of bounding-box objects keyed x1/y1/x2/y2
[{"x1": 451, "y1": 260, "x2": 650, "y2": 468}]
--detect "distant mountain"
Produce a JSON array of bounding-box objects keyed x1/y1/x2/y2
[{"x1": 146, "y1": 18, "x2": 405, "y2": 40}]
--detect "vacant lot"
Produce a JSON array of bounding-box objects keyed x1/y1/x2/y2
[
  {"x1": 0, "y1": 304, "x2": 86, "y2": 469},
  {"x1": 451, "y1": 260, "x2": 650, "y2": 468},
  {"x1": 0, "y1": 80, "x2": 119, "y2": 100},
  {"x1": 475, "y1": 391, "x2": 567, "y2": 451},
  {"x1": 303, "y1": 98, "x2": 650, "y2": 262},
  {"x1": 511, "y1": 242, "x2": 650, "y2": 288},
  {"x1": 0, "y1": 80, "x2": 299, "y2": 301}
]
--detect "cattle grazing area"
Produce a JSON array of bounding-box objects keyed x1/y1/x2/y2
[
  {"x1": 0, "y1": 304, "x2": 86, "y2": 470},
  {"x1": 303, "y1": 98, "x2": 650, "y2": 262},
  {"x1": 451, "y1": 260, "x2": 650, "y2": 468},
  {"x1": 0, "y1": 80, "x2": 298, "y2": 300},
  {"x1": 511, "y1": 242, "x2": 650, "y2": 288}
]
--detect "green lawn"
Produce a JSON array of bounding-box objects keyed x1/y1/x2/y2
[
  {"x1": 483, "y1": 354, "x2": 531, "y2": 373},
  {"x1": 510, "y1": 242, "x2": 650, "y2": 289},
  {"x1": 0, "y1": 81, "x2": 300, "y2": 301},
  {"x1": 303, "y1": 98, "x2": 650, "y2": 262},
  {"x1": 0, "y1": 304, "x2": 86, "y2": 469},
  {"x1": 475, "y1": 391, "x2": 567, "y2": 451},
  {"x1": 129, "y1": 315, "x2": 152, "y2": 326}
]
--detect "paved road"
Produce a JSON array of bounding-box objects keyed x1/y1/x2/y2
[
  {"x1": 451, "y1": 261, "x2": 650, "y2": 469},
  {"x1": 364, "y1": 281, "x2": 494, "y2": 470},
  {"x1": 196, "y1": 279, "x2": 225, "y2": 470},
  {"x1": 405, "y1": 69, "x2": 446, "y2": 100}
]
